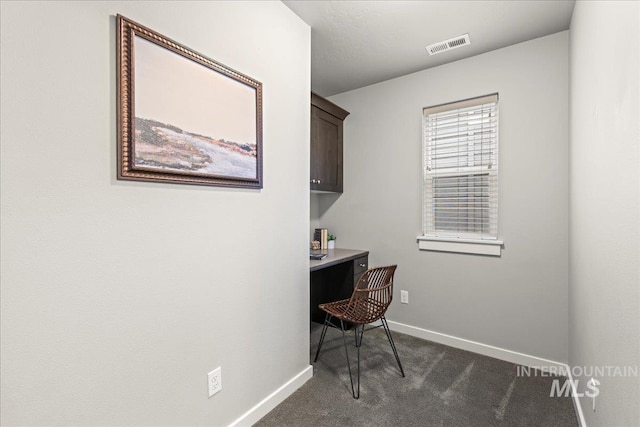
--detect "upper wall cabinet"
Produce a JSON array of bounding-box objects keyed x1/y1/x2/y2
[{"x1": 311, "y1": 93, "x2": 350, "y2": 193}]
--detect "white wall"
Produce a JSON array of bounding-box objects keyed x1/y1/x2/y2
[
  {"x1": 0, "y1": 1, "x2": 310, "y2": 425},
  {"x1": 569, "y1": 1, "x2": 640, "y2": 424},
  {"x1": 325, "y1": 32, "x2": 569, "y2": 363}
]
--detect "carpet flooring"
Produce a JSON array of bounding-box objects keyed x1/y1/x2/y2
[{"x1": 255, "y1": 322, "x2": 578, "y2": 427}]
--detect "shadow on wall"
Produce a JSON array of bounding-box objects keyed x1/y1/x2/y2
[{"x1": 317, "y1": 193, "x2": 340, "y2": 216}]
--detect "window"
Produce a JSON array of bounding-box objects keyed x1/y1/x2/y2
[{"x1": 418, "y1": 94, "x2": 502, "y2": 255}]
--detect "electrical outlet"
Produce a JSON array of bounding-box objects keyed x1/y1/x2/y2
[
  {"x1": 208, "y1": 367, "x2": 222, "y2": 397},
  {"x1": 400, "y1": 290, "x2": 409, "y2": 304}
]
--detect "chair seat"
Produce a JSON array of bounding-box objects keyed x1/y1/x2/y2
[{"x1": 319, "y1": 297, "x2": 387, "y2": 324}]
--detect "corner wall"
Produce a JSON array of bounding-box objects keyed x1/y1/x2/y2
[
  {"x1": 569, "y1": 1, "x2": 640, "y2": 424},
  {"x1": 0, "y1": 2, "x2": 310, "y2": 425},
  {"x1": 326, "y1": 32, "x2": 570, "y2": 363}
]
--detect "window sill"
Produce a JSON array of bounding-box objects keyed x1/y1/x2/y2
[{"x1": 417, "y1": 236, "x2": 503, "y2": 256}]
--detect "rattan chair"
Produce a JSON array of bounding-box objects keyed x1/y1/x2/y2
[{"x1": 313, "y1": 265, "x2": 404, "y2": 399}]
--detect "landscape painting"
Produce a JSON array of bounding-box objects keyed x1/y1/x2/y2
[{"x1": 117, "y1": 15, "x2": 263, "y2": 188}]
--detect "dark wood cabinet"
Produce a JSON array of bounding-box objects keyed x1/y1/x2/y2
[
  {"x1": 353, "y1": 255, "x2": 368, "y2": 286},
  {"x1": 310, "y1": 252, "x2": 369, "y2": 325},
  {"x1": 311, "y1": 93, "x2": 349, "y2": 193}
]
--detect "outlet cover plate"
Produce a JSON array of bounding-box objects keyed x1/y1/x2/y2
[
  {"x1": 400, "y1": 290, "x2": 409, "y2": 304},
  {"x1": 208, "y1": 367, "x2": 222, "y2": 397}
]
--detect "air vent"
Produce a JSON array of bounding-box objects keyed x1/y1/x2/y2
[{"x1": 426, "y1": 34, "x2": 471, "y2": 56}]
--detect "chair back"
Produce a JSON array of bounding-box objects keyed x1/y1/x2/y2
[{"x1": 344, "y1": 265, "x2": 397, "y2": 324}]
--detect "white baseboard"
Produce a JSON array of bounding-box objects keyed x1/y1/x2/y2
[
  {"x1": 566, "y1": 365, "x2": 588, "y2": 427},
  {"x1": 228, "y1": 365, "x2": 313, "y2": 427},
  {"x1": 386, "y1": 320, "x2": 568, "y2": 374}
]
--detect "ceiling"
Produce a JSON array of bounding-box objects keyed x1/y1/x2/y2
[{"x1": 283, "y1": 0, "x2": 576, "y2": 97}]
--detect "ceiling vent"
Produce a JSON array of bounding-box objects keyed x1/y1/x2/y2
[{"x1": 426, "y1": 34, "x2": 471, "y2": 56}]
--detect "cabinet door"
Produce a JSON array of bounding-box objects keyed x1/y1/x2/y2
[
  {"x1": 353, "y1": 256, "x2": 368, "y2": 287},
  {"x1": 311, "y1": 106, "x2": 343, "y2": 192}
]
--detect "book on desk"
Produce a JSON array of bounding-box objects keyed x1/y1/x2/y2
[{"x1": 314, "y1": 228, "x2": 328, "y2": 249}]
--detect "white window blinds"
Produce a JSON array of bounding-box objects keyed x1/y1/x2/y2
[{"x1": 423, "y1": 94, "x2": 499, "y2": 240}]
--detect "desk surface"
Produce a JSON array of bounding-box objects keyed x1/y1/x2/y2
[{"x1": 310, "y1": 248, "x2": 369, "y2": 272}]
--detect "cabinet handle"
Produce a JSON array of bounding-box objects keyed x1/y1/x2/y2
[
  {"x1": 310, "y1": 179, "x2": 316, "y2": 184},
  {"x1": 317, "y1": 180, "x2": 321, "y2": 184},
  {"x1": 359, "y1": 263, "x2": 366, "y2": 268}
]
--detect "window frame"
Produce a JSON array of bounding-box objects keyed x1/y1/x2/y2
[{"x1": 418, "y1": 94, "x2": 503, "y2": 256}]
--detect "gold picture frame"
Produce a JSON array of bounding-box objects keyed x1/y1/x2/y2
[{"x1": 117, "y1": 15, "x2": 263, "y2": 188}]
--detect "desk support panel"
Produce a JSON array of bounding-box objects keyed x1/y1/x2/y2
[{"x1": 309, "y1": 250, "x2": 368, "y2": 324}]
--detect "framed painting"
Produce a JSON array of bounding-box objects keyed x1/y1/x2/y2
[{"x1": 116, "y1": 15, "x2": 263, "y2": 188}]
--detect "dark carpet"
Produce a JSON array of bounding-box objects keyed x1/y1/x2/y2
[{"x1": 255, "y1": 322, "x2": 578, "y2": 427}]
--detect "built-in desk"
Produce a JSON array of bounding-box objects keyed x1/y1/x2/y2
[{"x1": 309, "y1": 248, "x2": 369, "y2": 324}]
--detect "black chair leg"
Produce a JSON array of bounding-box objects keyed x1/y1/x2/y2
[
  {"x1": 356, "y1": 324, "x2": 361, "y2": 397},
  {"x1": 341, "y1": 320, "x2": 361, "y2": 399},
  {"x1": 381, "y1": 316, "x2": 405, "y2": 377},
  {"x1": 314, "y1": 312, "x2": 331, "y2": 362},
  {"x1": 354, "y1": 322, "x2": 364, "y2": 348}
]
